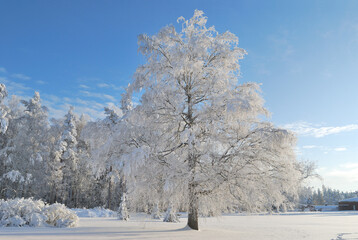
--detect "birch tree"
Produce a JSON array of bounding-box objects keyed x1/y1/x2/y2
[{"x1": 121, "y1": 10, "x2": 301, "y2": 230}]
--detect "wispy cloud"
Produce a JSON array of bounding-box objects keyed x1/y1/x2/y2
[
  {"x1": 300, "y1": 145, "x2": 348, "y2": 153},
  {"x1": 97, "y1": 82, "x2": 123, "y2": 91},
  {"x1": 79, "y1": 84, "x2": 90, "y2": 89},
  {"x1": 283, "y1": 121, "x2": 358, "y2": 138},
  {"x1": 268, "y1": 30, "x2": 295, "y2": 59},
  {"x1": 11, "y1": 73, "x2": 31, "y2": 80},
  {"x1": 80, "y1": 90, "x2": 116, "y2": 102},
  {"x1": 0, "y1": 67, "x2": 6, "y2": 73},
  {"x1": 42, "y1": 94, "x2": 110, "y2": 120},
  {"x1": 302, "y1": 145, "x2": 318, "y2": 149},
  {"x1": 36, "y1": 80, "x2": 46, "y2": 85},
  {"x1": 98, "y1": 83, "x2": 110, "y2": 88},
  {"x1": 0, "y1": 76, "x2": 32, "y2": 95}
]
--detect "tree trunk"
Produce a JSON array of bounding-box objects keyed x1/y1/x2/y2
[
  {"x1": 185, "y1": 75, "x2": 199, "y2": 230},
  {"x1": 187, "y1": 182, "x2": 199, "y2": 230},
  {"x1": 107, "y1": 166, "x2": 113, "y2": 209},
  {"x1": 107, "y1": 179, "x2": 112, "y2": 209}
]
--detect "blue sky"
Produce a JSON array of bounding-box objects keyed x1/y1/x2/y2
[{"x1": 1, "y1": 0, "x2": 358, "y2": 191}]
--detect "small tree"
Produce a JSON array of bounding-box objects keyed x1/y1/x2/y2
[
  {"x1": 118, "y1": 193, "x2": 129, "y2": 221},
  {"x1": 151, "y1": 203, "x2": 162, "y2": 219},
  {"x1": 163, "y1": 203, "x2": 179, "y2": 223}
]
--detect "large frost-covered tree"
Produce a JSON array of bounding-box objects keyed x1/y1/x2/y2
[{"x1": 121, "y1": 10, "x2": 301, "y2": 230}]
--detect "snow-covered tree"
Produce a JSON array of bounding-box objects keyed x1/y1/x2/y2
[
  {"x1": 46, "y1": 118, "x2": 65, "y2": 204},
  {"x1": 81, "y1": 105, "x2": 124, "y2": 209},
  {"x1": 55, "y1": 107, "x2": 91, "y2": 207},
  {"x1": 120, "y1": 10, "x2": 302, "y2": 230},
  {"x1": 163, "y1": 203, "x2": 179, "y2": 223},
  {"x1": 151, "y1": 202, "x2": 162, "y2": 219},
  {"x1": 118, "y1": 193, "x2": 129, "y2": 221},
  {"x1": 0, "y1": 96, "x2": 25, "y2": 199},
  {"x1": 0, "y1": 84, "x2": 8, "y2": 134},
  {"x1": 5, "y1": 92, "x2": 50, "y2": 198}
]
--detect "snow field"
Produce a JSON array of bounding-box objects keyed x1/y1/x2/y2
[{"x1": 1, "y1": 211, "x2": 358, "y2": 240}]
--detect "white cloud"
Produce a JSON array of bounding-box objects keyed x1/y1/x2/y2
[
  {"x1": 302, "y1": 145, "x2": 318, "y2": 149},
  {"x1": 0, "y1": 67, "x2": 6, "y2": 73},
  {"x1": 312, "y1": 164, "x2": 358, "y2": 191},
  {"x1": 11, "y1": 73, "x2": 31, "y2": 80},
  {"x1": 300, "y1": 144, "x2": 348, "y2": 153},
  {"x1": 334, "y1": 147, "x2": 347, "y2": 152},
  {"x1": 340, "y1": 163, "x2": 358, "y2": 169},
  {"x1": 79, "y1": 84, "x2": 90, "y2": 89},
  {"x1": 326, "y1": 168, "x2": 358, "y2": 182},
  {"x1": 36, "y1": 80, "x2": 46, "y2": 85},
  {"x1": 283, "y1": 121, "x2": 358, "y2": 138}
]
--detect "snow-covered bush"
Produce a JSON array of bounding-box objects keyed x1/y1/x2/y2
[
  {"x1": 42, "y1": 203, "x2": 79, "y2": 227},
  {"x1": 0, "y1": 198, "x2": 78, "y2": 227},
  {"x1": 0, "y1": 198, "x2": 45, "y2": 227}
]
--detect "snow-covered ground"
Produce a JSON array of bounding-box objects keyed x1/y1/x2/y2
[
  {"x1": 1, "y1": 211, "x2": 358, "y2": 240},
  {"x1": 72, "y1": 207, "x2": 117, "y2": 218}
]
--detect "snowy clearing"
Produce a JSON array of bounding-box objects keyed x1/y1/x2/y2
[{"x1": 1, "y1": 211, "x2": 358, "y2": 240}]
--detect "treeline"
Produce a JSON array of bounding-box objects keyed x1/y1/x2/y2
[
  {"x1": 299, "y1": 185, "x2": 357, "y2": 205},
  {"x1": 0, "y1": 84, "x2": 314, "y2": 213},
  {"x1": 0, "y1": 87, "x2": 124, "y2": 210}
]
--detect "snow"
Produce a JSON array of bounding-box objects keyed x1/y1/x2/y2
[
  {"x1": 314, "y1": 205, "x2": 339, "y2": 211},
  {"x1": 340, "y1": 197, "x2": 358, "y2": 202},
  {"x1": 72, "y1": 207, "x2": 117, "y2": 218},
  {"x1": 2, "y1": 170, "x2": 24, "y2": 183},
  {"x1": 1, "y1": 212, "x2": 358, "y2": 239}
]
